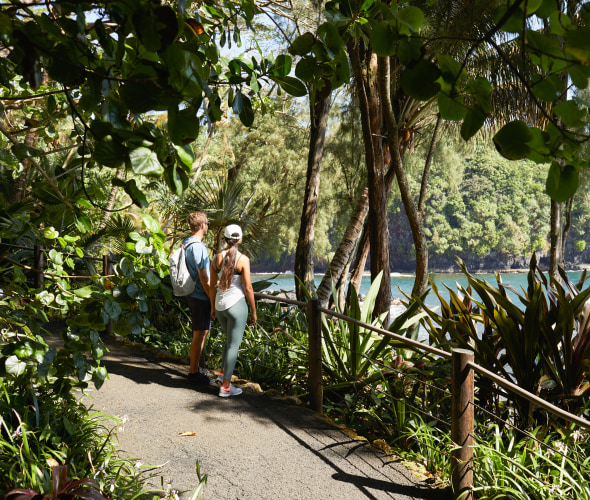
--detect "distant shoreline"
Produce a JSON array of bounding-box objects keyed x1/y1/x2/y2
[{"x1": 252, "y1": 267, "x2": 590, "y2": 277}]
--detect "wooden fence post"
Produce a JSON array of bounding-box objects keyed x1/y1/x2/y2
[
  {"x1": 102, "y1": 255, "x2": 113, "y2": 336},
  {"x1": 33, "y1": 245, "x2": 44, "y2": 288},
  {"x1": 307, "y1": 298, "x2": 323, "y2": 413},
  {"x1": 451, "y1": 348, "x2": 474, "y2": 500}
]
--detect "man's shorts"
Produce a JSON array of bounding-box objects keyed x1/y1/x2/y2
[{"x1": 186, "y1": 297, "x2": 211, "y2": 331}]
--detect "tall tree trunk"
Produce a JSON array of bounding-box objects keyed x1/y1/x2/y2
[
  {"x1": 561, "y1": 197, "x2": 573, "y2": 261},
  {"x1": 294, "y1": 82, "x2": 332, "y2": 300},
  {"x1": 348, "y1": 226, "x2": 370, "y2": 299},
  {"x1": 379, "y1": 56, "x2": 429, "y2": 306},
  {"x1": 349, "y1": 43, "x2": 391, "y2": 320}
]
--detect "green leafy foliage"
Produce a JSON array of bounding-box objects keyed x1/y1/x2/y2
[
  {"x1": 0, "y1": 383, "x2": 151, "y2": 498},
  {"x1": 418, "y1": 254, "x2": 590, "y2": 426}
]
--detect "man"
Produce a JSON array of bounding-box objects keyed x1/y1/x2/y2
[{"x1": 184, "y1": 211, "x2": 211, "y2": 384}]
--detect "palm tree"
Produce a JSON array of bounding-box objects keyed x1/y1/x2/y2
[{"x1": 160, "y1": 176, "x2": 267, "y2": 257}]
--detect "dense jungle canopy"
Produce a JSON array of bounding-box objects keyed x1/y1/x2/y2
[{"x1": 2, "y1": 0, "x2": 590, "y2": 317}]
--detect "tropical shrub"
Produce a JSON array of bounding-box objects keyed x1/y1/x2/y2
[{"x1": 418, "y1": 255, "x2": 590, "y2": 427}]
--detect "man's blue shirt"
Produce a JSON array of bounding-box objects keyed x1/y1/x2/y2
[{"x1": 182, "y1": 236, "x2": 210, "y2": 302}]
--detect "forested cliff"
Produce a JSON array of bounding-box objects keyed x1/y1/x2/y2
[{"x1": 250, "y1": 140, "x2": 590, "y2": 274}]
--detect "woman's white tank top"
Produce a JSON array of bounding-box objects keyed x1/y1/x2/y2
[{"x1": 215, "y1": 252, "x2": 245, "y2": 311}]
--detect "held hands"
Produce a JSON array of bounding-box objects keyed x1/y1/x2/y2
[{"x1": 210, "y1": 307, "x2": 216, "y2": 321}]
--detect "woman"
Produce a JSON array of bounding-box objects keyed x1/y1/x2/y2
[{"x1": 209, "y1": 224, "x2": 257, "y2": 397}]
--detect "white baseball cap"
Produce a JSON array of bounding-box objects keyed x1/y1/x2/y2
[{"x1": 224, "y1": 224, "x2": 242, "y2": 240}]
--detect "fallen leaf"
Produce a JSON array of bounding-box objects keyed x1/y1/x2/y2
[{"x1": 177, "y1": 431, "x2": 196, "y2": 437}]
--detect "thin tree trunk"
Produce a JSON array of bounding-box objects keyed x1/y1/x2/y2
[
  {"x1": 561, "y1": 197, "x2": 573, "y2": 261},
  {"x1": 317, "y1": 187, "x2": 369, "y2": 306},
  {"x1": 294, "y1": 82, "x2": 332, "y2": 300},
  {"x1": 379, "y1": 56, "x2": 429, "y2": 305},
  {"x1": 549, "y1": 200, "x2": 562, "y2": 281},
  {"x1": 349, "y1": 42, "x2": 391, "y2": 320},
  {"x1": 348, "y1": 226, "x2": 370, "y2": 300}
]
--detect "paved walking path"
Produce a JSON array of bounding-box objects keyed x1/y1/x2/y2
[{"x1": 79, "y1": 335, "x2": 450, "y2": 500}]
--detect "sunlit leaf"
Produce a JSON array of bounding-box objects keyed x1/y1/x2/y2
[
  {"x1": 129, "y1": 147, "x2": 163, "y2": 176},
  {"x1": 5, "y1": 355, "x2": 27, "y2": 377}
]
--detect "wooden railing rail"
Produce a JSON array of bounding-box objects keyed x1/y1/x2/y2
[{"x1": 253, "y1": 291, "x2": 590, "y2": 500}]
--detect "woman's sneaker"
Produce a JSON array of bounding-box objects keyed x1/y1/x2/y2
[{"x1": 218, "y1": 384, "x2": 242, "y2": 398}]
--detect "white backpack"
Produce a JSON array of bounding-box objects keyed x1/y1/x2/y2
[{"x1": 169, "y1": 241, "x2": 197, "y2": 296}]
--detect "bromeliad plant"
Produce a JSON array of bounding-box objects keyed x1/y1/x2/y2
[
  {"x1": 320, "y1": 271, "x2": 425, "y2": 390},
  {"x1": 418, "y1": 254, "x2": 590, "y2": 427}
]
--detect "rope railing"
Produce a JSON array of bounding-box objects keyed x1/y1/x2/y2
[
  {"x1": 468, "y1": 361, "x2": 590, "y2": 431},
  {"x1": 251, "y1": 294, "x2": 590, "y2": 500}
]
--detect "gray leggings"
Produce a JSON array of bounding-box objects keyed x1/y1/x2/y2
[{"x1": 216, "y1": 298, "x2": 248, "y2": 381}]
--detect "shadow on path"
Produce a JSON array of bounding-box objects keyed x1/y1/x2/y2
[{"x1": 71, "y1": 334, "x2": 452, "y2": 500}]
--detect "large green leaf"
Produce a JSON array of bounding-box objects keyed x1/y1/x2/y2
[
  {"x1": 289, "y1": 32, "x2": 315, "y2": 56},
  {"x1": 295, "y1": 57, "x2": 316, "y2": 82},
  {"x1": 370, "y1": 21, "x2": 397, "y2": 57},
  {"x1": 167, "y1": 105, "x2": 200, "y2": 145},
  {"x1": 114, "y1": 178, "x2": 149, "y2": 207},
  {"x1": 331, "y1": 50, "x2": 350, "y2": 88},
  {"x1": 174, "y1": 144, "x2": 194, "y2": 168},
  {"x1": 270, "y1": 54, "x2": 292, "y2": 77},
  {"x1": 239, "y1": 95, "x2": 255, "y2": 127},
  {"x1": 93, "y1": 135, "x2": 128, "y2": 168},
  {"x1": 396, "y1": 6, "x2": 424, "y2": 35},
  {"x1": 565, "y1": 28, "x2": 590, "y2": 64},
  {"x1": 273, "y1": 76, "x2": 307, "y2": 97},
  {"x1": 438, "y1": 92, "x2": 466, "y2": 121},
  {"x1": 129, "y1": 147, "x2": 163, "y2": 176},
  {"x1": 546, "y1": 162, "x2": 578, "y2": 202},
  {"x1": 400, "y1": 60, "x2": 441, "y2": 100},
  {"x1": 553, "y1": 100, "x2": 587, "y2": 128},
  {"x1": 47, "y1": 43, "x2": 85, "y2": 86},
  {"x1": 460, "y1": 107, "x2": 486, "y2": 140},
  {"x1": 531, "y1": 74, "x2": 563, "y2": 102},
  {"x1": 493, "y1": 121, "x2": 533, "y2": 160},
  {"x1": 317, "y1": 22, "x2": 344, "y2": 56}
]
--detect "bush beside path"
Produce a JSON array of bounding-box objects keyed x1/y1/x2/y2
[{"x1": 77, "y1": 335, "x2": 449, "y2": 499}]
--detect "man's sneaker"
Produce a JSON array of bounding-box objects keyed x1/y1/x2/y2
[
  {"x1": 188, "y1": 371, "x2": 210, "y2": 384},
  {"x1": 218, "y1": 384, "x2": 242, "y2": 398}
]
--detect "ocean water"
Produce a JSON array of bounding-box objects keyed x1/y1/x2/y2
[
  {"x1": 252, "y1": 270, "x2": 587, "y2": 306},
  {"x1": 252, "y1": 270, "x2": 587, "y2": 343}
]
